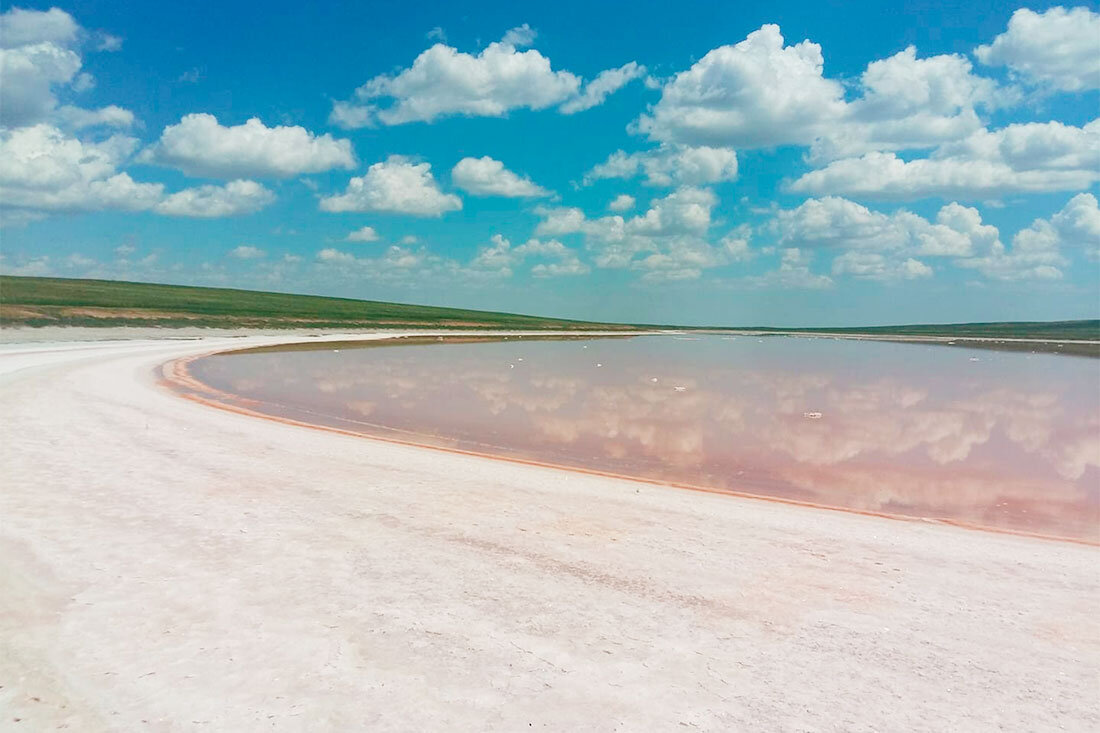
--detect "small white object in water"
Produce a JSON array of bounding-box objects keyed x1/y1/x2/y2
[
  {"x1": 517, "y1": 358, "x2": 524, "y2": 362},
  {"x1": 650, "y1": 377, "x2": 658, "y2": 383},
  {"x1": 596, "y1": 363, "x2": 603, "y2": 367},
  {"x1": 674, "y1": 386, "x2": 687, "y2": 392},
  {"x1": 803, "y1": 411, "x2": 823, "y2": 419},
  {"x1": 509, "y1": 364, "x2": 515, "y2": 369},
  {"x1": 333, "y1": 349, "x2": 340, "y2": 353},
  {"x1": 969, "y1": 357, "x2": 980, "y2": 362}
]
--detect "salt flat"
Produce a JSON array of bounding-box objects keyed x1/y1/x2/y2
[{"x1": 1, "y1": 331, "x2": 1097, "y2": 731}]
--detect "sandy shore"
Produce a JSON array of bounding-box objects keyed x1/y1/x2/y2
[{"x1": 1, "y1": 330, "x2": 1097, "y2": 731}]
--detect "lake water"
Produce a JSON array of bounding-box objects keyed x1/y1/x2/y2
[{"x1": 187, "y1": 334, "x2": 1100, "y2": 541}]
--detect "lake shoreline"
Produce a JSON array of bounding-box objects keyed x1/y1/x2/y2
[
  {"x1": 690, "y1": 329, "x2": 1100, "y2": 356},
  {"x1": 170, "y1": 334, "x2": 1099, "y2": 545},
  {"x1": 5, "y1": 323, "x2": 1099, "y2": 356}
]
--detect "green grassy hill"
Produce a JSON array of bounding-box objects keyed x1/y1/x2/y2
[
  {"x1": 2, "y1": 276, "x2": 1096, "y2": 348},
  {"x1": 0, "y1": 276, "x2": 632, "y2": 330}
]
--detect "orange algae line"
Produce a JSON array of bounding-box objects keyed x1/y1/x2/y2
[{"x1": 159, "y1": 351, "x2": 1100, "y2": 549}]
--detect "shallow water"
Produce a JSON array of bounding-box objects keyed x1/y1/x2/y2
[{"x1": 189, "y1": 334, "x2": 1100, "y2": 541}]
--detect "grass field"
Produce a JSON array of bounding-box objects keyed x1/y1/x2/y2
[
  {"x1": 1, "y1": 276, "x2": 1097, "y2": 348},
  {"x1": 0, "y1": 276, "x2": 632, "y2": 330}
]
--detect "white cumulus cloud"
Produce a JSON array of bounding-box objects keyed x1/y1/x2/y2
[
  {"x1": 809, "y1": 46, "x2": 1008, "y2": 162},
  {"x1": 328, "y1": 100, "x2": 375, "y2": 130},
  {"x1": 832, "y1": 252, "x2": 933, "y2": 281},
  {"x1": 534, "y1": 187, "x2": 745, "y2": 280},
  {"x1": 0, "y1": 124, "x2": 275, "y2": 217},
  {"x1": 345, "y1": 226, "x2": 380, "y2": 242},
  {"x1": 586, "y1": 144, "x2": 738, "y2": 186},
  {"x1": 772, "y1": 196, "x2": 999, "y2": 258},
  {"x1": 1051, "y1": 192, "x2": 1100, "y2": 258},
  {"x1": 522, "y1": 240, "x2": 590, "y2": 277},
  {"x1": 960, "y1": 193, "x2": 1100, "y2": 278},
  {"x1": 154, "y1": 180, "x2": 275, "y2": 218},
  {"x1": 636, "y1": 25, "x2": 847, "y2": 149},
  {"x1": 330, "y1": 25, "x2": 644, "y2": 127},
  {"x1": 320, "y1": 155, "x2": 462, "y2": 216},
  {"x1": 54, "y1": 104, "x2": 134, "y2": 129},
  {"x1": 975, "y1": 6, "x2": 1100, "y2": 92},
  {"x1": 0, "y1": 10, "x2": 83, "y2": 126},
  {"x1": 768, "y1": 193, "x2": 1096, "y2": 281},
  {"x1": 745, "y1": 248, "x2": 834, "y2": 289},
  {"x1": 230, "y1": 245, "x2": 266, "y2": 259},
  {"x1": 638, "y1": 24, "x2": 1009, "y2": 161},
  {"x1": 0, "y1": 7, "x2": 135, "y2": 130},
  {"x1": 317, "y1": 248, "x2": 357, "y2": 264},
  {"x1": 143, "y1": 113, "x2": 357, "y2": 178},
  {"x1": 0, "y1": 124, "x2": 161, "y2": 211},
  {"x1": 451, "y1": 156, "x2": 549, "y2": 197},
  {"x1": 790, "y1": 119, "x2": 1100, "y2": 200},
  {"x1": 466, "y1": 234, "x2": 589, "y2": 278},
  {"x1": 0, "y1": 7, "x2": 79, "y2": 48},
  {"x1": 608, "y1": 194, "x2": 635, "y2": 211}
]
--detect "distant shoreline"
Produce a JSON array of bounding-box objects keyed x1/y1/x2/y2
[
  {"x1": 2, "y1": 275, "x2": 1096, "y2": 355},
  {"x1": 3, "y1": 323, "x2": 1098, "y2": 356},
  {"x1": 688, "y1": 329, "x2": 1100, "y2": 357}
]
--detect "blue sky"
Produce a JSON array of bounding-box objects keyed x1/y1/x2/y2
[{"x1": 1, "y1": 1, "x2": 1098, "y2": 326}]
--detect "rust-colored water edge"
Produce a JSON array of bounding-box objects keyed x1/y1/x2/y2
[{"x1": 163, "y1": 333, "x2": 1100, "y2": 545}]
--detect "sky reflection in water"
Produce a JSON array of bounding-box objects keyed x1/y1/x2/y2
[{"x1": 191, "y1": 335, "x2": 1100, "y2": 541}]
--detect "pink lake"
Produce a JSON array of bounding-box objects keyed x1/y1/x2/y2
[{"x1": 186, "y1": 335, "x2": 1100, "y2": 542}]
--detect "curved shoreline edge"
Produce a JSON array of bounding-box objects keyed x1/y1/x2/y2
[{"x1": 161, "y1": 334, "x2": 1099, "y2": 548}]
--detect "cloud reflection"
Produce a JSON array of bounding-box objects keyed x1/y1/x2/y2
[{"x1": 192, "y1": 337, "x2": 1100, "y2": 540}]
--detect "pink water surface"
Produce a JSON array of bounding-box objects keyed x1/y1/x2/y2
[{"x1": 188, "y1": 335, "x2": 1100, "y2": 541}]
